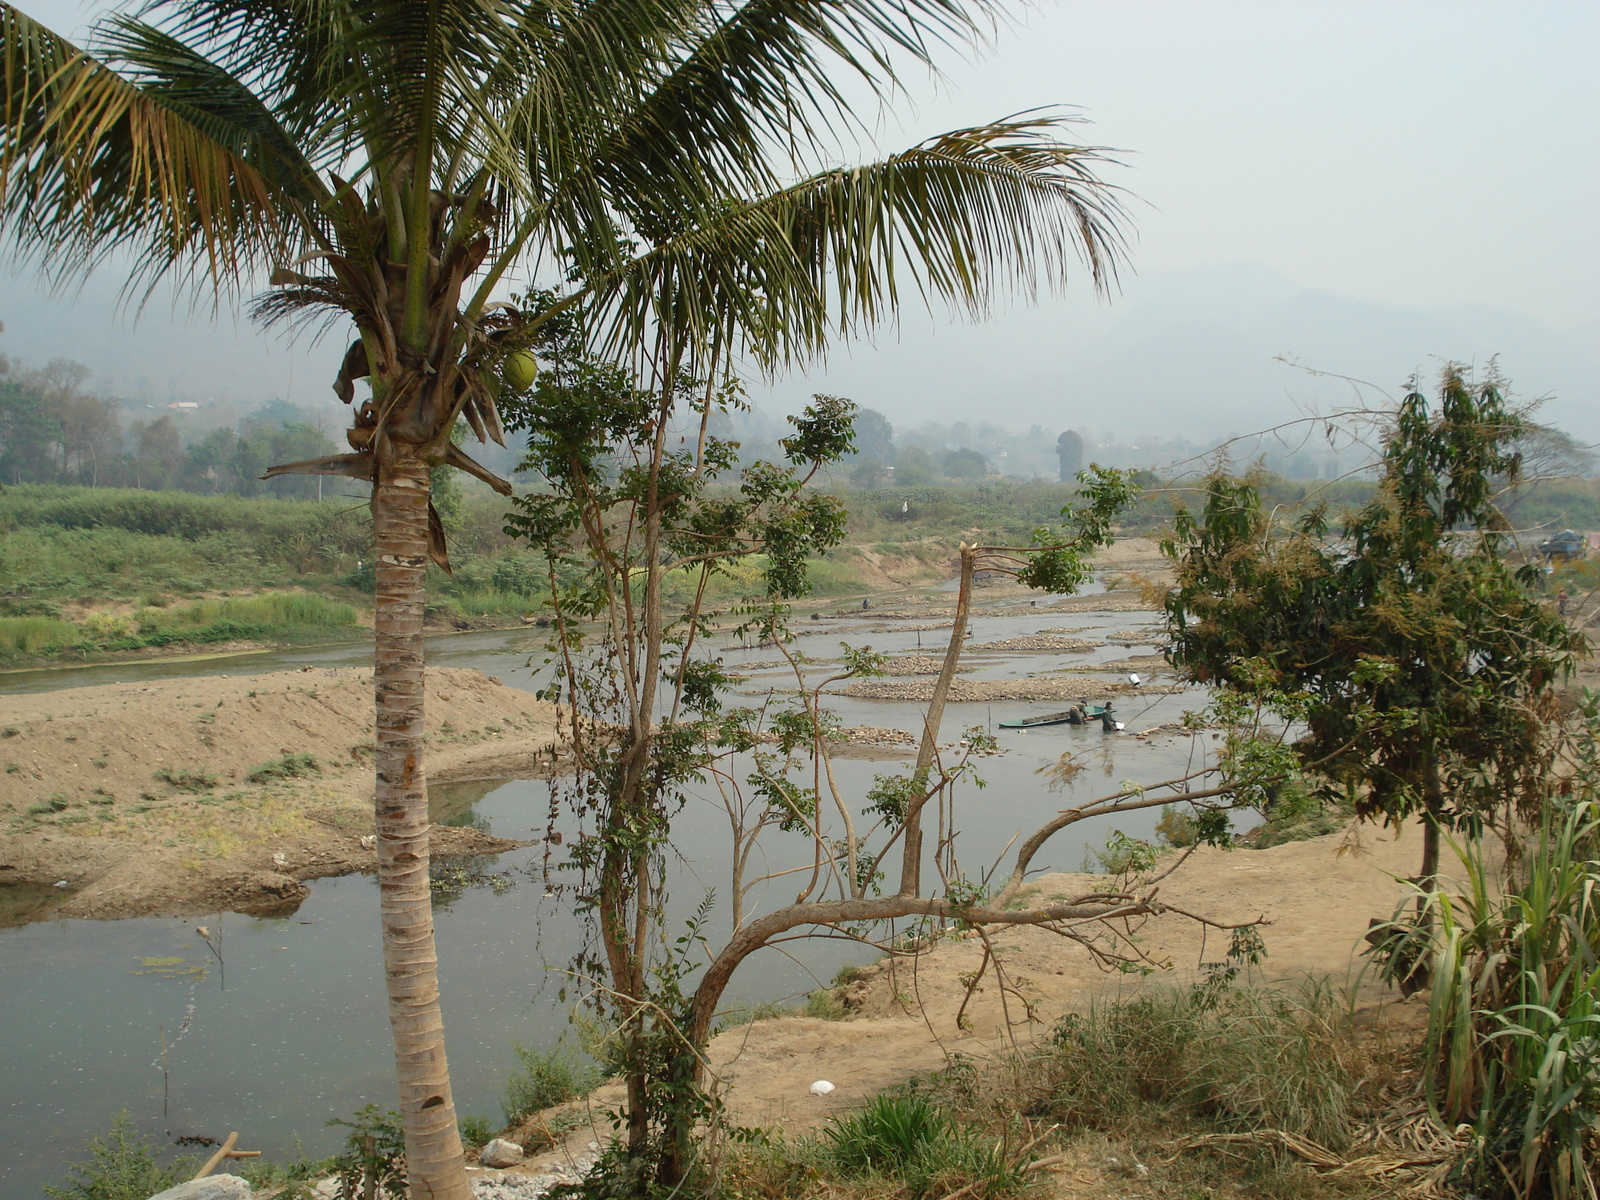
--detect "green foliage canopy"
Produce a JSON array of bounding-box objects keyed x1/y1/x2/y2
[{"x1": 1163, "y1": 366, "x2": 1585, "y2": 836}]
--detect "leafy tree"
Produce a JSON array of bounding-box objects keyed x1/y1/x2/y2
[
  {"x1": 1057, "y1": 429, "x2": 1084, "y2": 480},
  {"x1": 850, "y1": 406, "x2": 896, "y2": 464},
  {"x1": 1, "y1": 0, "x2": 1128, "y2": 1190},
  {"x1": 0, "y1": 376, "x2": 60, "y2": 484},
  {"x1": 894, "y1": 445, "x2": 938, "y2": 485},
  {"x1": 942, "y1": 446, "x2": 988, "y2": 479},
  {"x1": 132, "y1": 415, "x2": 185, "y2": 489},
  {"x1": 1499, "y1": 417, "x2": 1596, "y2": 526},
  {"x1": 512, "y1": 405, "x2": 1272, "y2": 1191},
  {"x1": 1164, "y1": 366, "x2": 1586, "y2": 886}
]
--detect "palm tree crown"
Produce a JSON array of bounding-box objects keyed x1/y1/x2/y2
[{"x1": 0, "y1": 2, "x2": 1129, "y2": 1196}]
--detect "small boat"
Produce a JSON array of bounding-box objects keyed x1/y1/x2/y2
[{"x1": 999, "y1": 704, "x2": 1113, "y2": 730}]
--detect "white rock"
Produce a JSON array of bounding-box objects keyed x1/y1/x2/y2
[
  {"x1": 808, "y1": 1080, "x2": 836, "y2": 1096},
  {"x1": 478, "y1": 1138, "x2": 525, "y2": 1169},
  {"x1": 148, "y1": 1176, "x2": 253, "y2": 1200}
]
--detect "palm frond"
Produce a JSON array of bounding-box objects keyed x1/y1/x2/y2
[
  {"x1": 94, "y1": 15, "x2": 332, "y2": 209},
  {"x1": 0, "y1": 2, "x2": 285, "y2": 295},
  {"x1": 506, "y1": 0, "x2": 1004, "y2": 274},
  {"x1": 576, "y1": 113, "x2": 1128, "y2": 370}
]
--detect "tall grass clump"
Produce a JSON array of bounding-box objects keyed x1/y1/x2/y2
[
  {"x1": 164, "y1": 594, "x2": 360, "y2": 631},
  {"x1": 0, "y1": 615, "x2": 78, "y2": 656},
  {"x1": 1370, "y1": 701, "x2": 1600, "y2": 1199},
  {"x1": 502, "y1": 1046, "x2": 599, "y2": 1124},
  {"x1": 818, "y1": 1092, "x2": 1031, "y2": 1200},
  {"x1": 1045, "y1": 982, "x2": 1378, "y2": 1150}
]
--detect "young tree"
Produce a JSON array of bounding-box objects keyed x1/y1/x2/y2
[
  {"x1": 1, "y1": 4, "x2": 1128, "y2": 1192},
  {"x1": 1163, "y1": 366, "x2": 1587, "y2": 886},
  {"x1": 509, "y1": 379, "x2": 1263, "y2": 1188},
  {"x1": 133, "y1": 414, "x2": 185, "y2": 489}
]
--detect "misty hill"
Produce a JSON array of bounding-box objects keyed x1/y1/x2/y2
[
  {"x1": 3, "y1": 261, "x2": 1593, "y2": 455},
  {"x1": 765, "y1": 263, "x2": 1600, "y2": 447}
]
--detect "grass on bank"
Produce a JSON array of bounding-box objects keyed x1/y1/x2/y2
[
  {"x1": 0, "y1": 593, "x2": 363, "y2": 663},
  {"x1": 718, "y1": 980, "x2": 1410, "y2": 1200}
]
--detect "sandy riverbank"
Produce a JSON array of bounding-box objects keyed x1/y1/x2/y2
[
  {"x1": 502, "y1": 819, "x2": 1423, "y2": 1184},
  {"x1": 0, "y1": 667, "x2": 561, "y2": 919}
]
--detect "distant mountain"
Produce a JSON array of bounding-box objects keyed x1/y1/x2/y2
[
  {"x1": 4, "y1": 260, "x2": 1593, "y2": 449},
  {"x1": 0, "y1": 269, "x2": 344, "y2": 414},
  {"x1": 764, "y1": 263, "x2": 1600, "y2": 446}
]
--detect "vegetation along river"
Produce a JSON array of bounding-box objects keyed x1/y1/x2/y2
[{"x1": 0, "y1": 591, "x2": 1219, "y2": 1200}]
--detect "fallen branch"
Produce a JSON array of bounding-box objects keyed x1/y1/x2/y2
[
  {"x1": 193, "y1": 1132, "x2": 261, "y2": 1179},
  {"x1": 1168, "y1": 1129, "x2": 1450, "y2": 1176}
]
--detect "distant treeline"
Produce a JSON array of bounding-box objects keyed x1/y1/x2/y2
[
  {"x1": 0, "y1": 357, "x2": 339, "y2": 497},
  {"x1": 716, "y1": 404, "x2": 1376, "y2": 486}
]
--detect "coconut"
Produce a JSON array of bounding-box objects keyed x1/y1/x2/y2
[{"x1": 503, "y1": 350, "x2": 540, "y2": 391}]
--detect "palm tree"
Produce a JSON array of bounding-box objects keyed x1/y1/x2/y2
[{"x1": 0, "y1": 1, "x2": 1128, "y2": 1195}]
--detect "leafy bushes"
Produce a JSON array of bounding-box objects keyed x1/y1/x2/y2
[
  {"x1": 0, "y1": 592, "x2": 362, "y2": 663},
  {"x1": 247, "y1": 753, "x2": 321, "y2": 784},
  {"x1": 1045, "y1": 983, "x2": 1380, "y2": 1151},
  {"x1": 162, "y1": 594, "x2": 359, "y2": 631},
  {"x1": 502, "y1": 1046, "x2": 600, "y2": 1124},
  {"x1": 43, "y1": 1112, "x2": 192, "y2": 1200},
  {"x1": 818, "y1": 1093, "x2": 1031, "y2": 1199},
  {"x1": 81, "y1": 612, "x2": 136, "y2": 640},
  {"x1": 1371, "y1": 738, "x2": 1600, "y2": 1198},
  {"x1": 154, "y1": 768, "x2": 219, "y2": 793},
  {"x1": 327, "y1": 1106, "x2": 406, "y2": 1200},
  {"x1": 0, "y1": 615, "x2": 78, "y2": 656}
]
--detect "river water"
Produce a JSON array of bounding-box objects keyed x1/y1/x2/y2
[{"x1": 0, "y1": 591, "x2": 1216, "y2": 1200}]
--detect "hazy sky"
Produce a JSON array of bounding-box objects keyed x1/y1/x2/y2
[{"x1": 2, "y1": 0, "x2": 1595, "y2": 440}]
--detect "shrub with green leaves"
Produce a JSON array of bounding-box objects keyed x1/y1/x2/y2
[
  {"x1": 1370, "y1": 704, "x2": 1600, "y2": 1200},
  {"x1": 502, "y1": 1046, "x2": 599, "y2": 1124},
  {"x1": 328, "y1": 1106, "x2": 406, "y2": 1200},
  {"x1": 458, "y1": 1116, "x2": 494, "y2": 1150},
  {"x1": 818, "y1": 1092, "x2": 1029, "y2": 1199},
  {"x1": 247, "y1": 753, "x2": 321, "y2": 783},
  {"x1": 0, "y1": 615, "x2": 78, "y2": 656},
  {"x1": 1154, "y1": 805, "x2": 1198, "y2": 848},
  {"x1": 44, "y1": 1112, "x2": 192, "y2": 1200},
  {"x1": 154, "y1": 767, "x2": 219, "y2": 793}
]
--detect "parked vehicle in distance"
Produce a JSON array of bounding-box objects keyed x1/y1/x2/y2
[{"x1": 1537, "y1": 529, "x2": 1587, "y2": 562}]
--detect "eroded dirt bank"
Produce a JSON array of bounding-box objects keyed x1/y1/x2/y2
[
  {"x1": 508, "y1": 821, "x2": 1423, "y2": 1174},
  {"x1": 0, "y1": 667, "x2": 561, "y2": 919}
]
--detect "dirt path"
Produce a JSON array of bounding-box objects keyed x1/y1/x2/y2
[{"x1": 0, "y1": 667, "x2": 561, "y2": 919}]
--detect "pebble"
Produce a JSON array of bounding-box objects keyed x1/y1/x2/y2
[
  {"x1": 838, "y1": 725, "x2": 918, "y2": 748},
  {"x1": 468, "y1": 1154, "x2": 599, "y2": 1200},
  {"x1": 305, "y1": 1151, "x2": 602, "y2": 1200},
  {"x1": 966, "y1": 635, "x2": 1095, "y2": 653}
]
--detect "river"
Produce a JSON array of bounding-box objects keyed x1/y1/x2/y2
[{"x1": 0, "y1": 591, "x2": 1215, "y2": 1200}]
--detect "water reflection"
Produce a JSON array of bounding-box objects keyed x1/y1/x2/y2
[{"x1": 0, "y1": 882, "x2": 74, "y2": 930}]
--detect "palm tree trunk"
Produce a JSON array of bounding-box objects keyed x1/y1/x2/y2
[{"x1": 372, "y1": 450, "x2": 470, "y2": 1200}]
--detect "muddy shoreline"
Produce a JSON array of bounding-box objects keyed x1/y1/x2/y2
[{"x1": 0, "y1": 667, "x2": 560, "y2": 921}]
